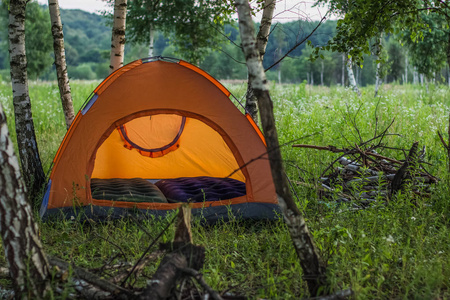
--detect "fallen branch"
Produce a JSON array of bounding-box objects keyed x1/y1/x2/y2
[
  {"x1": 138, "y1": 205, "x2": 208, "y2": 300},
  {"x1": 48, "y1": 256, "x2": 132, "y2": 299},
  {"x1": 292, "y1": 144, "x2": 403, "y2": 165},
  {"x1": 180, "y1": 268, "x2": 223, "y2": 300}
]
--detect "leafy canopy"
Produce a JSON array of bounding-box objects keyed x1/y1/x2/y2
[{"x1": 313, "y1": 0, "x2": 450, "y2": 66}]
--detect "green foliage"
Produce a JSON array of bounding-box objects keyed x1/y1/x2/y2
[
  {"x1": 0, "y1": 1, "x2": 53, "y2": 78},
  {"x1": 403, "y1": 13, "x2": 448, "y2": 77},
  {"x1": 122, "y1": 0, "x2": 233, "y2": 64},
  {"x1": 313, "y1": 0, "x2": 450, "y2": 78},
  {"x1": 69, "y1": 63, "x2": 97, "y2": 80},
  {"x1": 25, "y1": 1, "x2": 53, "y2": 79}
]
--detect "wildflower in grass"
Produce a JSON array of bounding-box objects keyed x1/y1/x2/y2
[{"x1": 384, "y1": 235, "x2": 395, "y2": 243}]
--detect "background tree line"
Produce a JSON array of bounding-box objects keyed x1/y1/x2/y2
[{"x1": 0, "y1": 1, "x2": 449, "y2": 87}]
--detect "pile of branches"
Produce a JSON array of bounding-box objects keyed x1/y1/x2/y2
[{"x1": 293, "y1": 141, "x2": 439, "y2": 208}]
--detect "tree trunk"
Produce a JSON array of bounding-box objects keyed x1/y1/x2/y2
[
  {"x1": 245, "y1": 0, "x2": 275, "y2": 124},
  {"x1": 374, "y1": 36, "x2": 382, "y2": 97},
  {"x1": 310, "y1": 71, "x2": 314, "y2": 85},
  {"x1": 346, "y1": 55, "x2": 361, "y2": 96},
  {"x1": 8, "y1": 0, "x2": 46, "y2": 199},
  {"x1": 109, "y1": 0, "x2": 127, "y2": 73},
  {"x1": 0, "y1": 102, "x2": 50, "y2": 299},
  {"x1": 413, "y1": 67, "x2": 418, "y2": 84},
  {"x1": 341, "y1": 53, "x2": 345, "y2": 86},
  {"x1": 405, "y1": 54, "x2": 408, "y2": 84},
  {"x1": 374, "y1": 60, "x2": 382, "y2": 97},
  {"x1": 148, "y1": 23, "x2": 154, "y2": 57},
  {"x1": 321, "y1": 61, "x2": 324, "y2": 86},
  {"x1": 235, "y1": 0, "x2": 328, "y2": 296},
  {"x1": 48, "y1": 0, "x2": 75, "y2": 130}
]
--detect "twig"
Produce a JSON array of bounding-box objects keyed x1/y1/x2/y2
[
  {"x1": 48, "y1": 256, "x2": 132, "y2": 298},
  {"x1": 120, "y1": 213, "x2": 177, "y2": 286},
  {"x1": 292, "y1": 144, "x2": 403, "y2": 164},
  {"x1": 180, "y1": 268, "x2": 224, "y2": 300},
  {"x1": 93, "y1": 232, "x2": 128, "y2": 262},
  {"x1": 265, "y1": 16, "x2": 326, "y2": 72},
  {"x1": 111, "y1": 251, "x2": 164, "y2": 284}
]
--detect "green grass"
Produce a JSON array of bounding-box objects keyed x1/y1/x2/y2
[{"x1": 0, "y1": 80, "x2": 449, "y2": 299}]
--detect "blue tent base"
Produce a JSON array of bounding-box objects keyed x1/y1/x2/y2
[{"x1": 41, "y1": 202, "x2": 281, "y2": 224}]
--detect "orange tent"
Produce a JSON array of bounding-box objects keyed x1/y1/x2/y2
[{"x1": 40, "y1": 57, "x2": 279, "y2": 222}]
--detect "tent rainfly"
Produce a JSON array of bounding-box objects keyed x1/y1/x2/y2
[{"x1": 40, "y1": 57, "x2": 279, "y2": 222}]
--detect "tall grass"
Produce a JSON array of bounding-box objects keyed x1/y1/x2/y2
[{"x1": 0, "y1": 80, "x2": 449, "y2": 299}]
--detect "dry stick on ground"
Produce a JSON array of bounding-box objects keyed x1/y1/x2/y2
[
  {"x1": 390, "y1": 141, "x2": 419, "y2": 199},
  {"x1": 138, "y1": 205, "x2": 214, "y2": 300},
  {"x1": 235, "y1": 0, "x2": 329, "y2": 296},
  {"x1": 48, "y1": 256, "x2": 133, "y2": 299},
  {"x1": 111, "y1": 251, "x2": 164, "y2": 285},
  {"x1": 292, "y1": 144, "x2": 403, "y2": 165},
  {"x1": 120, "y1": 213, "x2": 177, "y2": 286}
]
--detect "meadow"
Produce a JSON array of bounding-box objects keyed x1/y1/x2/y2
[{"x1": 0, "y1": 80, "x2": 449, "y2": 299}]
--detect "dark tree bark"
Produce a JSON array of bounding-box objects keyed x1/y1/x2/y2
[
  {"x1": 48, "y1": 0, "x2": 75, "y2": 129},
  {"x1": 245, "y1": 0, "x2": 275, "y2": 124},
  {"x1": 8, "y1": 0, "x2": 46, "y2": 199},
  {"x1": 0, "y1": 102, "x2": 50, "y2": 299},
  {"x1": 110, "y1": 0, "x2": 127, "y2": 73},
  {"x1": 235, "y1": 0, "x2": 328, "y2": 296}
]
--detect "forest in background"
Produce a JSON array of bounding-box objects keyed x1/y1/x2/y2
[{"x1": 0, "y1": 2, "x2": 447, "y2": 87}]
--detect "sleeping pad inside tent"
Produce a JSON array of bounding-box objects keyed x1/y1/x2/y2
[{"x1": 40, "y1": 57, "x2": 280, "y2": 222}]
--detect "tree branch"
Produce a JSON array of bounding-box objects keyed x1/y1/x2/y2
[{"x1": 265, "y1": 17, "x2": 326, "y2": 72}]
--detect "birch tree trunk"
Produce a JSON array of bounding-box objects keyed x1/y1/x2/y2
[
  {"x1": 235, "y1": 0, "x2": 328, "y2": 296},
  {"x1": 48, "y1": 0, "x2": 75, "y2": 130},
  {"x1": 0, "y1": 102, "x2": 50, "y2": 299},
  {"x1": 374, "y1": 36, "x2": 383, "y2": 97},
  {"x1": 8, "y1": 0, "x2": 46, "y2": 199},
  {"x1": 109, "y1": 0, "x2": 127, "y2": 73},
  {"x1": 341, "y1": 53, "x2": 345, "y2": 86},
  {"x1": 374, "y1": 60, "x2": 382, "y2": 96},
  {"x1": 148, "y1": 23, "x2": 154, "y2": 57},
  {"x1": 321, "y1": 61, "x2": 324, "y2": 86},
  {"x1": 346, "y1": 55, "x2": 361, "y2": 96},
  {"x1": 404, "y1": 54, "x2": 408, "y2": 84},
  {"x1": 245, "y1": 0, "x2": 275, "y2": 124}
]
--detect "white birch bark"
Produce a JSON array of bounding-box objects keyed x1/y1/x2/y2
[
  {"x1": 374, "y1": 36, "x2": 382, "y2": 97},
  {"x1": 8, "y1": 0, "x2": 45, "y2": 198},
  {"x1": 109, "y1": 0, "x2": 127, "y2": 73},
  {"x1": 245, "y1": 0, "x2": 276, "y2": 124},
  {"x1": 235, "y1": 0, "x2": 328, "y2": 296},
  {"x1": 374, "y1": 59, "x2": 382, "y2": 97},
  {"x1": 321, "y1": 61, "x2": 324, "y2": 86},
  {"x1": 48, "y1": 0, "x2": 75, "y2": 130},
  {"x1": 148, "y1": 23, "x2": 154, "y2": 57},
  {"x1": 346, "y1": 55, "x2": 361, "y2": 96},
  {"x1": 0, "y1": 102, "x2": 50, "y2": 299},
  {"x1": 405, "y1": 55, "x2": 408, "y2": 84},
  {"x1": 341, "y1": 53, "x2": 345, "y2": 86}
]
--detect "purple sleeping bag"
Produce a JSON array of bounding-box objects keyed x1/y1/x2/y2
[{"x1": 155, "y1": 176, "x2": 246, "y2": 203}]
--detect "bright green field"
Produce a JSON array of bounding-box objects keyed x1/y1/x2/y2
[{"x1": 0, "y1": 80, "x2": 449, "y2": 299}]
